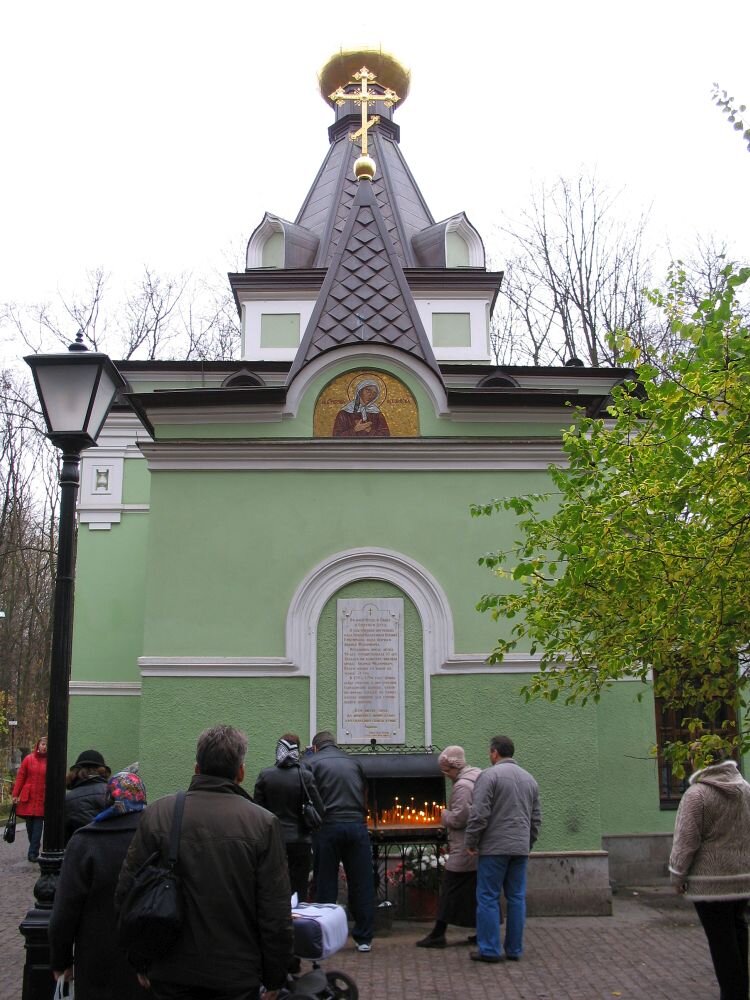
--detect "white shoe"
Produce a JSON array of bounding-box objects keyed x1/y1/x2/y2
[{"x1": 356, "y1": 943, "x2": 372, "y2": 952}]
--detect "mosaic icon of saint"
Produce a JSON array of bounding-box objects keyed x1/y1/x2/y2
[{"x1": 332, "y1": 379, "x2": 391, "y2": 437}]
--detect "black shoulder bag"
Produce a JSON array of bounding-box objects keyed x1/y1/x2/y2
[
  {"x1": 298, "y1": 768, "x2": 323, "y2": 832},
  {"x1": 118, "y1": 791, "x2": 186, "y2": 963},
  {"x1": 3, "y1": 804, "x2": 17, "y2": 844}
]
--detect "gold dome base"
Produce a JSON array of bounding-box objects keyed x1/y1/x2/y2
[{"x1": 319, "y1": 48, "x2": 410, "y2": 107}]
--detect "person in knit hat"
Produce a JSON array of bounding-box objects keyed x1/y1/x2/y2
[
  {"x1": 416, "y1": 745, "x2": 482, "y2": 948},
  {"x1": 64, "y1": 748, "x2": 112, "y2": 844},
  {"x1": 669, "y1": 744, "x2": 750, "y2": 999}
]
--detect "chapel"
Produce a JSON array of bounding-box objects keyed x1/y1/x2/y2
[{"x1": 68, "y1": 49, "x2": 674, "y2": 912}]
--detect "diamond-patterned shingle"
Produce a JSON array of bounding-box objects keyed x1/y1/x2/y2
[{"x1": 287, "y1": 176, "x2": 440, "y2": 384}]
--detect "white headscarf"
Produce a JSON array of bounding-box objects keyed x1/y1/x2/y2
[
  {"x1": 341, "y1": 380, "x2": 382, "y2": 420},
  {"x1": 275, "y1": 738, "x2": 300, "y2": 768}
]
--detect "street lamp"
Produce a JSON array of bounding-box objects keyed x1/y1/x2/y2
[{"x1": 20, "y1": 334, "x2": 125, "y2": 1000}]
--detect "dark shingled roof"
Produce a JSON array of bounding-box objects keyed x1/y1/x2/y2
[
  {"x1": 287, "y1": 177, "x2": 440, "y2": 384},
  {"x1": 296, "y1": 125, "x2": 434, "y2": 268}
]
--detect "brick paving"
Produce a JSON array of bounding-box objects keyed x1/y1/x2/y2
[{"x1": 1, "y1": 824, "x2": 720, "y2": 999}]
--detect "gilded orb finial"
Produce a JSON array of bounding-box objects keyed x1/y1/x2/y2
[{"x1": 354, "y1": 155, "x2": 376, "y2": 181}]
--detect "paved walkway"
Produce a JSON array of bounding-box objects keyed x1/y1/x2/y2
[{"x1": 1, "y1": 825, "x2": 720, "y2": 999}]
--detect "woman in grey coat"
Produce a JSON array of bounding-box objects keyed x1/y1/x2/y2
[
  {"x1": 50, "y1": 770, "x2": 148, "y2": 1000},
  {"x1": 416, "y1": 745, "x2": 482, "y2": 948},
  {"x1": 669, "y1": 748, "x2": 750, "y2": 1000}
]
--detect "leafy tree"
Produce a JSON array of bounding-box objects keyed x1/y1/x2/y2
[{"x1": 474, "y1": 266, "x2": 750, "y2": 769}]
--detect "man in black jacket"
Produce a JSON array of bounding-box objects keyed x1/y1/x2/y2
[
  {"x1": 309, "y1": 730, "x2": 374, "y2": 952},
  {"x1": 116, "y1": 725, "x2": 293, "y2": 1000}
]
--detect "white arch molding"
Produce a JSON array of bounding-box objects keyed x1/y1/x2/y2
[{"x1": 288, "y1": 547, "x2": 454, "y2": 745}]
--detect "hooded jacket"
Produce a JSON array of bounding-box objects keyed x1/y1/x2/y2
[
  {"x1": 669, "y1": 760, "x2": 750, "y2": 901},
  {"x1": 442, "y1": 764, "x2": 482, "y2": 872},
  {"x1": 12, "y1": 740, "x2": 47, "y2": 817}
]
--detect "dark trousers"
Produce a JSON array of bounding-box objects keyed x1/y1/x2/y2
[
  {"x1": 314, "y1": 821, "x2": 374, "y2": 944},
  {"x1": 694, "y1": 899, "x2": 749, "y2": 1000},
  {"x1": 287, "y1": 842, "x2": 312, "y2": 902},
  {"x1": 24, "y1": 816, "x2": 43, "y2": 860},
  {"x1": 150, "y1": 983, "x2": 260, "y2": 1000}
]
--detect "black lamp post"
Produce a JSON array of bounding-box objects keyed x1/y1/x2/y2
[{"x1": 20, "y1": 335, "x2": 125, "y2": 1000}]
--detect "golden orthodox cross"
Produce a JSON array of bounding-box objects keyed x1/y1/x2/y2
[{"x1": 329, "y1": 66, "x2": 400, "y2": 157}]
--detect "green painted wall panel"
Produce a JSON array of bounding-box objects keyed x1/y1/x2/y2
[
  {"x1": 316, "y1": 580, "x2": 424, "y2": 745},
  {"x1": 122, "y1": 458, "x2": 151, "y2": 504},
  {"x1": 137, "y1": 676, "x2": 310, "y2": 800},
  {"x1": 142, "y1": 468, "x2": 549, "y2": 656},
  {"x1": 72, "y1": 514, "x2": 149, "y2": 682},
  {"x1": 67, "y1": 695, "x2": 141, "y2": 775},
  {"x1": 260, "y1": 313, "x2": 300, "y2": 349},
  {"x1": 596, "y1": 681, "x2": 675, "y2": 835},
  {"x1": 432, "y1": 313, "x2": 472, "y2": 348},
  {"x1": 430, "y1": 674, "x2": 602, "y2": 851}
]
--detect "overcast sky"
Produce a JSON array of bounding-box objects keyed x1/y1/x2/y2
[{"x1": 1, "y1": 0, "x2": 748, "y2": 341}]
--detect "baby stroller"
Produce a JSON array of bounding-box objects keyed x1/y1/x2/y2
[{"x1": 281, "y1": 902, "x2": 358, "y2": 1000}]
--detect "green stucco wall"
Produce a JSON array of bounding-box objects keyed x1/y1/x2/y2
[
  {"x1": 67, "y1": 694, "x2": 141, "y2": 775},
  {"x1": 431, "y1": 673, "x2": 603, "y2": 851},
  {"x1": 140, "y1": 468, "x2": 549, "y2": 658},
  {"x1": 137, "y1": 676, "x2": 311, "y2": 800},
  {"x1": 595, "y1": 680, "x2": 675, "y2": 835},
  {"x1": 71, "y1": 513, "x2": 149, "y2": 683}
]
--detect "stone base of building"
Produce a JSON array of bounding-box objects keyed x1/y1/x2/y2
[
  {"x1": 526, "y1": 851, "x2": 613, "y2": 916},
  {"x1": 602, "y1": 833, "x2": 673, "y2": 889}
]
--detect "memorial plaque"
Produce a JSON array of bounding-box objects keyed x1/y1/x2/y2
[{"x1": 337, "y1": 598, "x2": 405, "y2": 744}]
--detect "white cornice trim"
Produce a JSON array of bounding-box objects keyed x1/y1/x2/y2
[
  {"x1": 284, "y1": 346, "x2": 450, "y2": 418},
  {"x1": 139, "y1": 656, "x2": 298, "y2": 677},
  {"x1": 139, "y1": 439, "x2": 565, "y2": 471},
  {"x1": 69, "y1": 681, "x2": 141, "y2": 696},
  {"x1": 441, "y1": 653, "x2": 543, "y2": 673}
]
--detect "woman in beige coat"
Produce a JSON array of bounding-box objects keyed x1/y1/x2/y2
[
  {"x1": 416, "y1": 746, "x2": 481, "y2": 948},
  {"x1": 669, "y1": 749, "x2": 750, "y2": 1000}
]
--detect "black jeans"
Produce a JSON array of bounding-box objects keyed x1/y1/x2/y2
[
  {"x1": 694, "y1": 899, "x2": 749, "y2": 1000},
  {"x1": 314, "y1": 821, "x2": 374, "y2": 944},
  {"x1": 287, "y1": 842, "x2": 313, "y2": 902}
]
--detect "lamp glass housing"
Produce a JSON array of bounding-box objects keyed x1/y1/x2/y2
[{"x1": 25, "y1": 351, "x2": 125, "y2": 449}]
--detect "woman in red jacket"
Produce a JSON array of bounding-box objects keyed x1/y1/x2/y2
[{"x1": 12, "y1": 736, "x2": 48, "y2": 862}]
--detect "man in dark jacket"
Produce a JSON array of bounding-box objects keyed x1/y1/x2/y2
[
  {"x1": 309, "y1": 730, "x2": 374, "y2": 952},
  {"x1": 116, "y1": 725, "x2": 293, "y2": 1000},
  {"x1": 254, "y1": 732, "x2": 325, "y2": 902}
]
